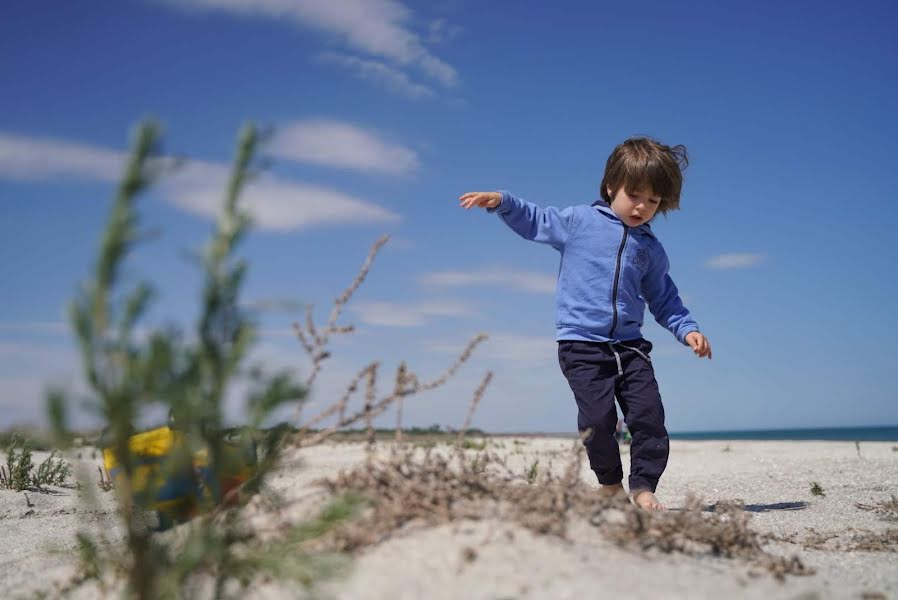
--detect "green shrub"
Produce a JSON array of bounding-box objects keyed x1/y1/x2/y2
[
  {"x1": 33, "y1": 450, "x2": 71, "y2": 487},
  {"x1": 2, "y1": 434, "x2": 35, "y2": 491},
  {"x1": 47, "y1": 122, "x2": 351, "y2": 599}
]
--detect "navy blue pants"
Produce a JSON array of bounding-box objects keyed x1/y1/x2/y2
[{"x1": 557, "y1": 339, "x2": 669, "y2": 493}]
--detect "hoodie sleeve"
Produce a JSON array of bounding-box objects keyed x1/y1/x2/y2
[
  {"x1": 641, "y1": 244, "x2": 700, "y2": 345},
  {"x1": 487, "y1": 190, "x2": 576, "y2": 250}
]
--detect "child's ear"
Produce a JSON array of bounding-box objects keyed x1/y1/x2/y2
[{"x1": 606, "y1": 186, "x2": 614, "y2": 199}]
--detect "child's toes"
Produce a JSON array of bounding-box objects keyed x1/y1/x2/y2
[{"x1": 631, "y1": 490, "x2": 665, "y2": 511}]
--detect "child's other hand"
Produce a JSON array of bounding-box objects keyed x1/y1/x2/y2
[
  {"x1": 459, "y1": 191, "x2": 502, "y2": 210},
  {"x1": 685, "y1": 332, "x2": 712, "y2": 359}
]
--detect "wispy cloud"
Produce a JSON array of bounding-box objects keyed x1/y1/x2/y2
[
  {"x1": 158, "y1": 0, "x2": 458, "y2": 87},
  {"x1": 0, "y1": 341, "x2": 78, "y2": 376},
  {"x1": 270, "y1": 119, "x2": 420, "y2": 174},
  {"x1": 427, "y1": 19, "x2": 463, "y2": 45},
  {"x1": 0, "y1": 133, "x2": 121, "y2": 181},
  {"x1": 0, "y1": 321, "x2": 68, "y2": 335},
  {"x1": 420, "y1": 268, "x2": 556, "y2": 294},
  {"x1": 318, "y1": 52, "x2": 435, "y2": 100},
  {"x1": 705, "y1": 253, "x2": 765, "y2": 269},
  {"x1": 351, "y1": 299, "x2": 478, "y2": 328},
  {"x1": 0, "y1": 131, "x2": 400, "y2": 232},
  {"x1": 427, "y1": 332, "x2": 554, "y2": 365},
  {"x1": 162, "y1": 161, "x2": 400, "y2": 231}
]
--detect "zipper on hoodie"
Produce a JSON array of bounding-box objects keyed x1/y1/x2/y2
[{"x1": 608, "y1": 225, "x2": 629, "y2": 338}]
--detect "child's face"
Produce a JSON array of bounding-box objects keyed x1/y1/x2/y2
[{"x1": 607, "y1": 185, "x2": 661, "y2": 227}]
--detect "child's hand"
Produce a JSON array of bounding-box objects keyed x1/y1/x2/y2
[
  {"x1": 459, "y1": 191, "x2": 502, "y2": 210},
  {"x1": 685, "y1": 332, "x2": 712, "y2": 359}
]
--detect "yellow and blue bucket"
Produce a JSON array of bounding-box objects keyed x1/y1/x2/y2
[{"x1": 102, "y1": 425, "x2": 257, "y2": 529}]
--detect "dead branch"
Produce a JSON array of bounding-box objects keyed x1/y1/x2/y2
[
  {"x1": 296, "y1": 333, "x2": 488, "y2": 448},
  {"x1": 297, "y1": 362, "x2": 379, "y2": 435},
  {"x1": 364, "y1": 364, "x2": 377, "y2": 448},
  {"x1": 456, "y1": 371, "x2": 494, "y2": 446},
  {"x1": 394, "y1": 362, "x2": 407, "y2": 444},
  {"x1": 292, "y1": 235, "x2": 389, "y2": 423}
]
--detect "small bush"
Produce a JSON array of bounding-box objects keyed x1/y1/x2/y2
[
  {"x1": 1, "y1": 436, "x2": 72, "y2": 491},
  {"x1": 524, "y1": 459, "x2": 539, "y2": 484},
  {"x1": 33, "y1": 450, "x2": 70, "y2": 487},
  {"x1": 810, "y1": 482, "x2": 825, "y2": 497},
  {"x1": 2, "y1": 435, "x2": 36, "y2": 491},
  {"x1": 461, "y1": 439, "x2": 487, "y2": 451}
]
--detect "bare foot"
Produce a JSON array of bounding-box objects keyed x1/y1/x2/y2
[
  {"x1": 630, "y1": 489, "x2": 666, "y2": 511},
  {"x1": 598, "y1": 483, "x2": 628, "y2": 503}
]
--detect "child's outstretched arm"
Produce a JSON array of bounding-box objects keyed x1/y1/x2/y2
[
  {"x1": 642, "y1": 248, "x2": 712, "y2": 359},
  {"x1": 458, "y1": 190, "x2": 576, "y2": 250}
]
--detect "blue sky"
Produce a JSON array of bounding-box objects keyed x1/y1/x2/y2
[{"x1": 1, "y1": 0, "x2": 896, "y2": 433}]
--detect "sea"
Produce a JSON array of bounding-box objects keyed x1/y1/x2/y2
[{"x1": 668, "y1": 425, "x2": 898, "y2": 442}]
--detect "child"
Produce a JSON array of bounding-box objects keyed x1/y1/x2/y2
[{"x1": 459, "y1": 137, "x2": 711, "y2": 511}]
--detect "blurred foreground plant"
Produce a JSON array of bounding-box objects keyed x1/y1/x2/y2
[{"x1": 48, "y1": 121, "x2": 347, "y2": 599}]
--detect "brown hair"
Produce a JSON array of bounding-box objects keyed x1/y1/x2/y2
[{"x1": 599, "y1": 137, "x2": 689, "y2": 215}]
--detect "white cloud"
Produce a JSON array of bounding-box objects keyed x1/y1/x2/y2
[
  {"x1": 270, "y1": 119, "x2": 420, "y2": 174},
  {"x1": 351, "y1": 299, "x2": 478, "y2": 328},
  {"x1": 420, "y1": 268, "x2": 556, "y2": 294},
  {"x1": 427, "y1": 332, "x2": 554, "y2": 366},
  {"x1": 0, "y1": 321, "x2": 68, "y2": 335},
  {"x1": 427, "y1": 19, "x2": 463, "y2": 45},
  {"x1": 159, "y1": 0, "x2": 458, "y2": 87},
  {"x1": 0, "y1": 133, "x2": 121, "y2": 182},
  {"x1": 0, "y1": 341, "x2": 79, "y2": 378},
  {"x1": 0, "y1": 131, "x2": 400, "y2": 232},
  {"x1": 318, "y1": 52, "x2": 435, "y2": 100},
  {"x1": 162, "y1": 161, "x2": 400, "y2": 231},
  {"x1": 705, "y1": 253, "x2": 765, "y2": 269}
]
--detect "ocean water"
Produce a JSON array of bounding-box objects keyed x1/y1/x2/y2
[{"x1": 668, "y1": 425, "x2": 898, "y2": 442}]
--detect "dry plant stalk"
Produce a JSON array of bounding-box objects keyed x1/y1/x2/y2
[
  {"x1": 394, "y1": 362, "x2": 408, "y2": 444},
  {"x1": 296, "y1": 334, "x2": 488, "y2": 448},
  {"x1": 290, "y1": 233, "x2": 490, "y2": 448},
  {"x1": 364, "y1": 365, "x2": 377, "y2": 448},
  {"x1": 292, "y1": 235, "x2": 389, "y2": 402},
  {"x1": 456, "y1": 371, "x2": 494, "y2": 446}
]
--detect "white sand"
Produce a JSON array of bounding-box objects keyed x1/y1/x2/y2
[{"x1": 2, "y1": 439, "x2": 896, "y2": 599}]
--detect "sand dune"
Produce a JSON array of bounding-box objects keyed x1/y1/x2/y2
[{"x1": 1, "y1": 439, "x2": 896, "y2": 599}]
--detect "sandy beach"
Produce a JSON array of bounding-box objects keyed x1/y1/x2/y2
[{"x1": 1, "y1": 438, "x2": 896, "y2": 599}]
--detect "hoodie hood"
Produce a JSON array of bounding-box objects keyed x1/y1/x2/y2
[{"x1": 591, "y1": 199, "x2": 656, "y2": 239}]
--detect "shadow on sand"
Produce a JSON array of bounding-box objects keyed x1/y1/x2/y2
[{"x1": 703, "y1": 501, "x2": 809, "y2": 513}]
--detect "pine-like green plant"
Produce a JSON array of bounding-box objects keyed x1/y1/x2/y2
[
  {"x1": 48, "y1": 121, "x2": 350, "y2": 599},
  {"x1": 32, "y1": 450, "x2": 71, "y2": 487},
  {"x1": 2, "y1": 434, "x2": 35, "y2": 491}
]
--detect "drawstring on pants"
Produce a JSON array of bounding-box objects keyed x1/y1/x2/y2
[{"x1": 605, "y1": 341, "x2": 652, "y2": 376}]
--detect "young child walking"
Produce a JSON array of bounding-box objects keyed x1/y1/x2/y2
[{"x1": 459, "y1": 137, "x2": 711, "y2": 511}]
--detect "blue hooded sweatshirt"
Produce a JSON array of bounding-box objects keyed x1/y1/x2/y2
[{"x1": 490, "y1": 191, "x2": 699, "y2": 345}]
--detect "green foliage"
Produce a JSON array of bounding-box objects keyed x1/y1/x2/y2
[
  {"x1": 810, "y1": 482, "x2": 825, "y2": 497},
  {"x1": 2, "y1": 434, "x2": 35, "y2": 491},
  {"x1": 48, "y1": 121, "x2": 350, "y2": 599},
  {"x1": 0, "y1": 435, "x2": 71, "y2": 491},
  {"x1": 33, "y1": 450, "x2": 71, "y2": 487},
  {"x1": 461, "y1": 438, "x2": 487, "y2": 451}
]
